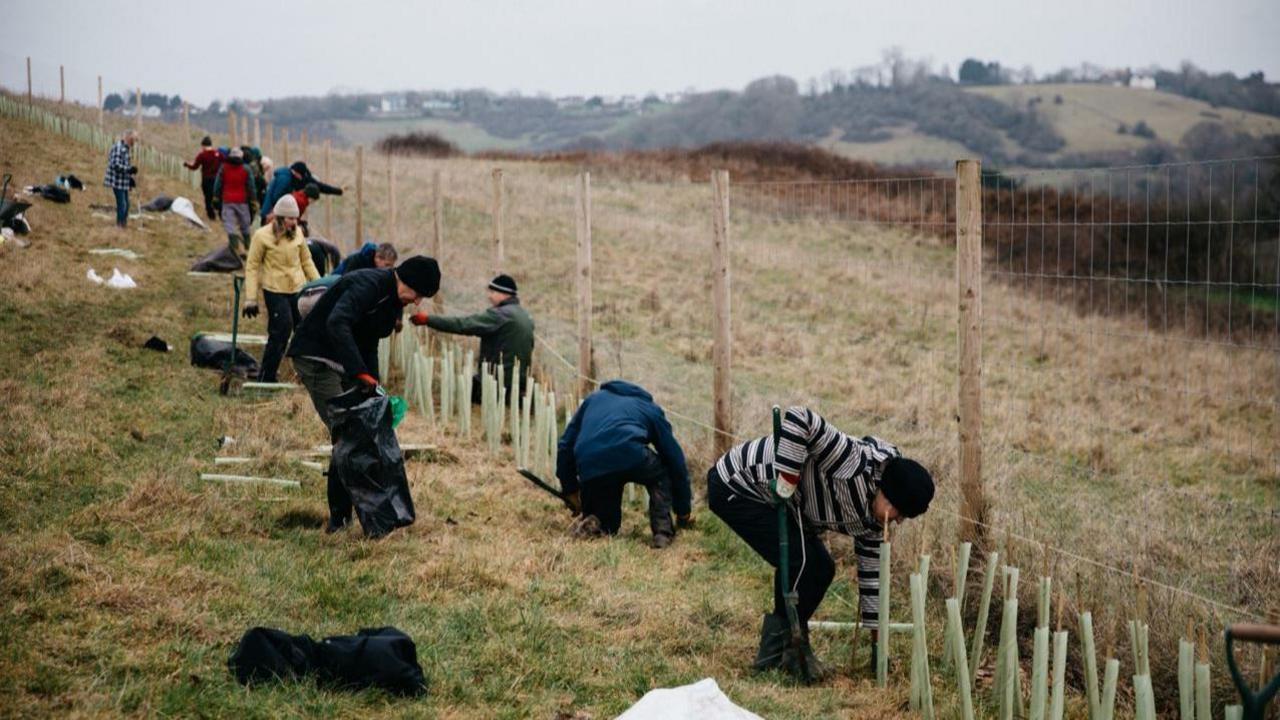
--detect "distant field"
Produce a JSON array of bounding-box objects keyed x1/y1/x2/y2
[
  {"x1": 333, "y1": 116, "x2": 531, "y2": 153},
  {"x1": 825, "y1": 126, "x2": 980, "y2": 169},
  {"x1": 970, "y1": 83, "x2": 1280, "y2": 153}
]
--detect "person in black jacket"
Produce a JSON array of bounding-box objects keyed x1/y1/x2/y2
[
  {"x1": 555, "y1": 380, "x2": 693, "y2": 548},
  {"x1": 287, "y1": 256, "x2": 440, "y2": 533},
  {"x1": 288, "y1": 256, "x2": 440, "y2": 431}
]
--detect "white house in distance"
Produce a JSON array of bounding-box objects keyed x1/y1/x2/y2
[{"x1": 1129, "y1": 74, "x2": 1157, "y2": 90}]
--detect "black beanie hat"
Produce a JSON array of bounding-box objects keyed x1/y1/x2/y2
[
  {"x1": 878, "y1": 457, "x2": 934, "y2": 518},
  {"x1": 201, "y1": 136, "x2": 212, "y2": 146},
  {"x1": 303, "y1": 183, "x2": 320, "y2": 199},
  {"x1": 488, "y1": 274, "x2": 517, "y2": 296},
  {"x1": 290, "y1": 161, "x2": 309, "y2": 176},
  {"x1": 396, "y1": 256, "x2": 440, "y2": 298}
]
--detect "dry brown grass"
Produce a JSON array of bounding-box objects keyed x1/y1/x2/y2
[{"x1": 3, "y1": 95, "x2": 1276, "y2": 717}]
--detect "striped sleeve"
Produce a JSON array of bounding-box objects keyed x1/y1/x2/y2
[
  {"x1": 855, "y1": 535, "x2": 883, "y2": 629},
  {"x1": 774, "y1": 406, "x2": 822, "y2": 477}
]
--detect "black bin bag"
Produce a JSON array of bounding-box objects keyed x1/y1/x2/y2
[
  {"x1": 328, "y1": 390, "x2": 415, "y2": 538},
  {"x1": 228, "y1": 626, "x2": 427, "y2": 696},
  {"x1": 189, "y1": 334, "x2": 259, "y2": 377}
]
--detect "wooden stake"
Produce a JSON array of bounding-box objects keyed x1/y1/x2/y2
[
  {"x1": 253, "y1": 115, "x2": 261, "y2": 147},
  {"x1": 323, "y1": 140, "x2": 333, "y2": 242},
  {"x1": 26, "y1": 57, "x2": 32, "y2": 107},
  {"x1": 98, "y1": 75, "x2": 104, "y2": 128},
  {"x1": 575, "y1": 171, "x2": 594, "y2": 398},
  {"x1": 491, "y1": 168, "x2": 504, "y2": 272},
  {"x1": 711, "y1": 168, "x2": 733, "y2": 455},
  {"x1": 300, "y1": 129, "x2": 308, "y2": 161},
  {"x1": 228, "y1": 109, "x2": 237, "y2": 147},
  {"x1": 281, "y1": 128, "x2": 290, "y2": 164},
  {"x1": 956, "y1": 158, "x2": 986, "y2": 547},
  {"x1": 355, "y1": 145, "x2": 364, "y2": 246},
  {"x1": 264, "y1": 121, "x2": 273, "y2": 157},
  {"x1": 134, "y1": 86, "x2": 142, "y2": 136},
  {"x1": 59, "y1": 64, "x2": 64, "y2": 105},
  {"x1": 432, "y1": 168, "x2": 444, "y2": 313},
  {"x1": 387, "y1": 151, "x2": 397, "y2": 243}
]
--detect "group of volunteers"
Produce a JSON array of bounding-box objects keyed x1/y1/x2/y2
[{"x1": 109, "y1": 129, "x2": 938, "y2": 684}]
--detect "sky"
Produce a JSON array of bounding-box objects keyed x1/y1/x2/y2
[{"x1": 5, "y1": 0, "x2": 1278, "y2": 106}]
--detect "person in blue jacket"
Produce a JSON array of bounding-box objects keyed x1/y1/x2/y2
[
  {"x1": 260, "y1": 161, "x2": 342, "y2": 224},
  {"x1": 555, "y1": 381, "x2": 693, "y2": 548}
]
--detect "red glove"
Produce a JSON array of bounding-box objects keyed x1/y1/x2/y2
[
  {"x1": 409, "y1": 311, "x2": 429, "y2": 326},
  {"x1": 354, "y1": 372, "x2": 378, "y2": 390}
]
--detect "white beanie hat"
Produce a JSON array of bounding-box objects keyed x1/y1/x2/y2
[{"x1": 273, "y1": 193, "x2": 300, "y2": 219}]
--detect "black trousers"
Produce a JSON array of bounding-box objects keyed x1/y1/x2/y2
[
  {"x1": 581, "y1": 450, "x2": 675, "y2": 538},
  {"x1": 201, "y1": 176, "x2": 217, "y2": 219},
  {"x1": 260, "y1": 290, "x2": 299, "y2": 383},
  {"x1": 707, "y1": 468, "x2": 835, "y2": 623}
]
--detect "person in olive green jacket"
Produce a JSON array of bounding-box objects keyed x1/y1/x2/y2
[
  {"x1": 242, "y1": 194, "x2": 320, "y2": 382},
  {"x1": 409, "y1": 274, "x2": 533, "y2": 404}
]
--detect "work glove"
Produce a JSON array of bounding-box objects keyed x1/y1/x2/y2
[
  {"x1": 676, "y1": 513, "x2": 695, "y2": 530},
  {"x1": 354, "y1": 372, "x2": 379, "y2": 392},
  {"x1": 773, "y1": 470, "x2": 800, "y2": 502},
  {"x1": 409, "y1": 311, "x2": 429, "y2": 326},
  {"x1": 241, "y1": 301, "x2": 259, "y2": 319},
  {"x1": 564, "y1": 490, "x2": 582, "y2": 515},
  {"x1": 128, "y1": 177, "x2": 136, "y2": 189},
  {"x1": 128, "y1": 165, "x2": 138, "y2": 175}
]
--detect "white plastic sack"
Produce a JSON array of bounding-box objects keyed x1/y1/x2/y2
[
  {"x1": 106, "y1": 267, "x2": 137, "y2": 289},
  {"x1": 86, "y1": 267, "x2": 104, "y2": 284},
  {"x1": 616, "y1": 679, "x2": 763, "y2": 720},
  {"x1": 169, "y1": 197, "x2": 208, "y2": 230}
]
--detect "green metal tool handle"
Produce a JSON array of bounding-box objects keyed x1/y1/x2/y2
[
  {"x1": 1225, "y1": 624, "x2": 1280, "y2": 720},
  {"x1": 224, "y1": 276, "x2": 243, "y2": 375},
  {"x1": 773, "y1": 406, "x2": 804, "y2": 648}
]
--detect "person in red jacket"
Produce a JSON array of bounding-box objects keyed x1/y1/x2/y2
[
  {"x1": 213, "y1": 147, "x2": 258, "y2": 260},
  {"x1": 184, "y1": 136, "x2": 222, "y2": 220}
]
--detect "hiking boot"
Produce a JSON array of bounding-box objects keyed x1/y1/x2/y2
[
  {"x1": 569, "y1": 514, "x2": 605, "y2": 539},
  {"x1": 752, "y1": 614, "x2": 789, "y2": 673},
  {"x1": 651, "y1": 532, "x2": 673, "y2": 549},
  {"x1": 324, "y1": 517, "x2": 351, "y2": 534},
  {"x1": 780, "y1": 634, "x2": 832, "y2": 685}
]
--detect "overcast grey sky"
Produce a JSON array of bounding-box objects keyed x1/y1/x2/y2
[{"x1": 5, "y1": 0, "x2": 1278, "y2": 106}]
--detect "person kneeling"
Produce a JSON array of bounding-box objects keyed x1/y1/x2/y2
[
  {"x1": 707, "y1": 405, "x2": 933, "y2": 682},
  {"x1": 555, "y1": 381, "x2": 692, "y2": 548}
]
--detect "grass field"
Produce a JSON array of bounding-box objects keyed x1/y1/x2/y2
[
  {"x1": 334, "y1": 117, "x2": 532, "y2": 154},
  {"x1": 1, "y1": 99, "x2": 1275, "y2": 717},
  {"x1": 970, "y1": 83, "x2": 1280, "y2": 154}
]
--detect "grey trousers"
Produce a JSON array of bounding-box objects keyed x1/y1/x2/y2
[{"x1": 293, "y1": 356, "x2": 354, "y2": 436}]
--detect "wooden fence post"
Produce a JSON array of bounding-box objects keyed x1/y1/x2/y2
[
  {"x1": 711, "y1": 169, "x2": 733, "y2": 455},
  {"x1": 355, "y1": 144, "x2": 364, "y2": 248},
  {"x1": 134, "y1": 86, "x2": 142, "y2": 136},
  {"x1": 281, "y1": 128, "x2": 290, "y2": 165},
  {"x1": 97, "y1": 76, "x2": 104, "y2": 129},
  {"x1": 300, "y1": 129, "x2": 308, "y2": 161},
  {"x1": 432, "y1": 168, "x2": 444, "y2": 313},
  {"x1": 264, "y1": 121, "x2": 273, "y2": 157},
  {"x1": 182, "y1": 100, "x2": 189, "y2": 138},
  {"x1": 253, "y1": 116, "x2": 261, "y2": 147},
  {"x1": 227, "y1": 109, "x2": 237, "y2": 147},
  {"x1": 387, "y1": 151, "x2": 397, "y2": 243},
  {"x1": 956, "y1": 158, "x2": 987, "y2": 547},
  {"x1": 491, "y1": 168, "x2": 504, "y2": 273},
  {"x1": 26, "y1": 57, "x2": 31, "y2": 108},
  {"x1": 576, "y1": 172, "x2": 595, "y2": 398},
  {"x1": 323, "y1": 140, "x2": 333, "y2": 240},
  {"x1": 58, "y1": 65, "x2": 65, "y2": 134}
]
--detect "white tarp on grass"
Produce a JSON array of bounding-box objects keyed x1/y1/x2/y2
[
  {"x1": 169, "y1": 197, "x2": 208, "y2": 230},
  {"x1": 616, "y1": 678, "x2": 763, "y2": 720}
]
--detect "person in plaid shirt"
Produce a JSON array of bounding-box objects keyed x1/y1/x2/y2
[{"x1": 103, "y1": 130, "x2": 138, "y2": 229}]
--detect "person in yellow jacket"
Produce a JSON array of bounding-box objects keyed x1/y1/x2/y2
[{"x1": 242, "y1": 194, "x2": 319, "y2": 382}]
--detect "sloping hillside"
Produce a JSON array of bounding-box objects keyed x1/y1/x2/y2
[{"x1": 970, "y1": 83, "x2": 1280, "y2": 156}]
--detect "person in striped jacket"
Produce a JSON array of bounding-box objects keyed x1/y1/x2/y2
[{"x1": 707, "y1": 405, "x2": 934, "y2": 681}]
